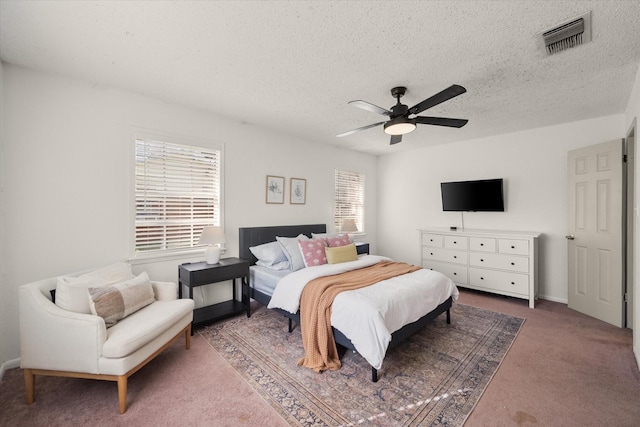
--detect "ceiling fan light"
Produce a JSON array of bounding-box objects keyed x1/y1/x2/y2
[{"x1": 384, "y1": 119, "x2": 416, "y2": 136}]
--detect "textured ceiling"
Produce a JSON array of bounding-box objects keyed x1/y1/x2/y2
[{"x1": 1, "y1": 1, "x2": 640, "y2": 155}]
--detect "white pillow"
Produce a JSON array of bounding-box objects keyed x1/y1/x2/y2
[
  {"x1": 250, "y1": 241, "x2": 290, "y2": 270},
  {"x1": 55, "y1": 262, "x2": 135, "y2": 314},
  {"x1": 276, "y1": 234, "x2": 309, "y2": 271}
]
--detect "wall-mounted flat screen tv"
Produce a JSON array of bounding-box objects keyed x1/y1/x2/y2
[{"x1": 441, "y1": 178, "x2": 504, "y2": 212}]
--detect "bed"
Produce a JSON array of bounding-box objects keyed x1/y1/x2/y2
[{"x1": 239, "y1": 224, "x2": 458, "y2": 382}]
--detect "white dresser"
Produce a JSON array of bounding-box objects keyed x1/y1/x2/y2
[{"x1": 419, "y1": 228, "x2": 540, "y2": 308}]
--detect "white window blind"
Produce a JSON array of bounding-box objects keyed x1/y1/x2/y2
[
  {"x1": 334, "y1": 169, "x2": 365, "y2": 233},
  {"x1": 135, "y1": 138, "x2": 221, "y2": 253}
]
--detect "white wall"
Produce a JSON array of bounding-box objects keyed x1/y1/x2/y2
[
  {"x1": 0, "y1": 60, "x2": 9, "y2": 377},
  {"x1": 377, "y1": 114, "x2": 625, "y2": 304},
  {"x1": 625, "y1": 64, "x2": 640, "y2": 368},
  {"x1": 0, "y1": 64, "x2": 378, "y2": 367}
]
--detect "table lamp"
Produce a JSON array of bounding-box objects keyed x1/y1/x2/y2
[{"x1": 198, "y1": 226, "x2": 225, "y2": 264}]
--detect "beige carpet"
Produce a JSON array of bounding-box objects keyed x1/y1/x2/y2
[{"x1": 200, "y1": 303, "x2": 524, "y2": 426}]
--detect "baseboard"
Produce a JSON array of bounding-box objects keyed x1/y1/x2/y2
[
  {"x1": 538, "y1": 294, "x2": 568, "y2": 304},
  {"x1": 0, "y1": 358, "x2": 20, "y2": 380}
]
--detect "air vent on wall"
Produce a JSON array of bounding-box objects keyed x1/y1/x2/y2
[{"x1": 542, "y1": 11, "x2": 592, "y2": 55}]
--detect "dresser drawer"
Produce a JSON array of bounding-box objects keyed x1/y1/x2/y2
[
  {"x1": 422, "y1": 260, "x2": 468, "y2": 284},
  {"x1": 499, "y1": 239, "x2": 529, "y2": 255},
  {"x1": 469, "y1": 252, "x2": 529, "y2": 273},
  {"x1": 444, "y1": 235, "x2": 468, "y2": 250},
  {"x1": 469, "y1": 268, "x2": 529, "y2": 295},
  {"x1": 422, "y1": 233, "x2": 444, "y2": 247},
  {"x1": 422, "y1": 247, "x2": 467, "y2": 265},
  {"x1": 469, "y1": 237, "x2": 496, "y2": 252}
]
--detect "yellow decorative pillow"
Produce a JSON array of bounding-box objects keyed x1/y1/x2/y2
[{"x1": 325, "y1": 243, "x2": 358, "y2": 264}]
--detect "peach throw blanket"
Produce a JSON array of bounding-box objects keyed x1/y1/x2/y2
[{"x1": 297, "y1": 261, "x2": 421, "y2": 373}]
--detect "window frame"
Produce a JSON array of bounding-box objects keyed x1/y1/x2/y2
[
  {"x1": 334, "y1": 169, "x2": 365, "y2": 234},
  {"x1": 130, "y1": 130, "x2": 224, "y2": 260}
]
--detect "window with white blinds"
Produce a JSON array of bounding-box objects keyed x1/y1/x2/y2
[
  {"x1": 334, "y1": 169, "x2": 365, "y2": 233},
  {"x1": 135, "y1": 138, "x2": 221, "y2": 253}
]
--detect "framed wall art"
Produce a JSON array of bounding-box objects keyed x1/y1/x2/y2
[
  {"x1": 290, "y1": 178, "x2": 306, "y2": 204},
  {"x1": 266, "y1": 175, "x2": 285, "y2": 204}
]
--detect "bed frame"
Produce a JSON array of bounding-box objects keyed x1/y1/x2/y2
[{"x1": 238, "y1": 224, "x2": 452, "y2": 382}]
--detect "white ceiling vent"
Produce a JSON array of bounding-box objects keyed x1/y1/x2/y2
[{"x1": 542, "y1": 12, "x2": 592, "y2": 55}]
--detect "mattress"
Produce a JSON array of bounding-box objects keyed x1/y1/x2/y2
[{"x1": 249, "y1": 265, "x2": 290, "y2": 296}]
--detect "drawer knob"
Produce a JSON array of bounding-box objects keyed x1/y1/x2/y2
[
  {"x1": 480, "y1": 243, "x2": 484, "y2": 246},
  {"x1": 511, "y1": 245, "x2": 515, "y2": 249},
  {"x1": 453, "y1": 255, "x2": 457, "y2": 259},
  {"x1": 453, "y1": 272, "x2": 457, "y2": 276},
  {"x1": 480, "y1": 277, "x2": 484, "y2": 280},
  {"x1": 480, "y1": 259, "x2": 484, "y2": 262},
  {"x1": 511, "y1": 262, "x2": 515, "y2": 266},
  {"x1": 430, "y1": 252, "x2": 433, "y2": 255},
  {"x1": 453, "y1": 241, "x2": 457, "y2": 244},
  {"x1": 511, "y1": 281, "x2": 515, "y2": 285}
]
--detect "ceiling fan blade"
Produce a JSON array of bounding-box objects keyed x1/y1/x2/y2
[
  {"x1": 408, "y1": 84, "x2": 467, "y2": 115},
  {"x1": 349, "y1": 100, "x2": 392, "y2": 116},
  {"x1": 336, "y1": 121, "x2": 386, "y2": 138},
  {"x1": 414, "y1": 116, "x2": 469, "y2": 128},
  {"x1": 390, "y1": 135, "x2": 402, "y2": 145}
]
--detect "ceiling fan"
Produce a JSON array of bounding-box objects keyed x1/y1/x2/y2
[{"x1": 336, "y1": 85, "x2": 469, "y2": 145}]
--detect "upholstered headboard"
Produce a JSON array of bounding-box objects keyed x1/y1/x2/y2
[{"x1": 238, "y1": 224, "x2": 326, "y2": 265}]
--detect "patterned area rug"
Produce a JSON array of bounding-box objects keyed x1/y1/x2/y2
[{"x1": 200, "y1": 303, "x2": 524, "y2": 426}]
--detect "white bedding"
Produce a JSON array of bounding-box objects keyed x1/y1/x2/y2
[
  {"x1": 267, "y1": 255, "x2": 459, "y2": 369},
  {"x1": 250, "y1": 265, "x2": 289, "y2": 295}
]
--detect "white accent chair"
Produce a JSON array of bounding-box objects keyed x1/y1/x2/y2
[{"x1": 19, "y1": 263, "x2": 194, "y2": 414}]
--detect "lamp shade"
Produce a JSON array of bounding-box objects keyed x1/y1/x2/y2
[
  {"x1": 340, "y1": 219, "x2": 358, "y2": 233},
  {"x1": 198, "y1": 226, "x2": 225, "y2": 245}
]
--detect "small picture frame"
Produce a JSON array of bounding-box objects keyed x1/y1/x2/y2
[
  {"x1": 290, "y1": 178, "x2": 306, "y2": 204},
  {"x1": 266, "y1": 175, "x2": 285, "y2": 204}
]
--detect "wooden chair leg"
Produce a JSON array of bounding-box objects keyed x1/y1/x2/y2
[
  {"x1": 24, "y1": 369, "x2": 35, "y2": 405},
  {"x1": 186, "y1": 325, "x2": 191, "y2": 349},
  {"x1": 117, "y1": 376, "x2": 127, "y2": 414}
]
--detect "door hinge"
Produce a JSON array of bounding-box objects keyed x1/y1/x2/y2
[
  {"x1": 624, "y1": 292, "x2": 628, "y2": 303},
  {"x1": 623, "y1": 154, "x2": 628, "y2": 163}
]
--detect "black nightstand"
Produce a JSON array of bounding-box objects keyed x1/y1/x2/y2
[
  {"x1": 355, "y1": 242, "x2": 370, "y2": 255},
  {"x1": 178, "y1": 257, "x2": 250, "y2": 332}
]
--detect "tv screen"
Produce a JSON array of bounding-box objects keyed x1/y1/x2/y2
[{"x1": 441, "y1": 178, "x2": 504, "y2": 212}]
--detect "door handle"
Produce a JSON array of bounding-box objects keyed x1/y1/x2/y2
[{"x1": 565, "y1": 235, "x2": 575, "y2": 240}]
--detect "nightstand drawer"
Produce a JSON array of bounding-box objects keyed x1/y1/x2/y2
[
  {"x1": 180, "y1": 260, "x2": 249, "y2": 285},
  {"x1": 355, "y1": 242, "x2": 370, "y2": 255}
]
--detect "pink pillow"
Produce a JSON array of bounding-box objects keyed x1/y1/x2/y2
[
  {"x1": 326, "y1": 234, "x2": 351, "y2": 247},
  {"x1": 298, "y1": 239, "x2": 328, "y2": 267}
]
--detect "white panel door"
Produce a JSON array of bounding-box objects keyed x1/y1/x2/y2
[{"x1": 567, "y1": 140, "x2": 624, "y2": 327}]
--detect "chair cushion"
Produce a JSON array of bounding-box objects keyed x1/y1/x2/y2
[
  {"x1": 88, "y1": 272, "x2": 155, "y2": 327},
  {"x1": 102, "y1": 299, "x2": 194, "y2": 359}
]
